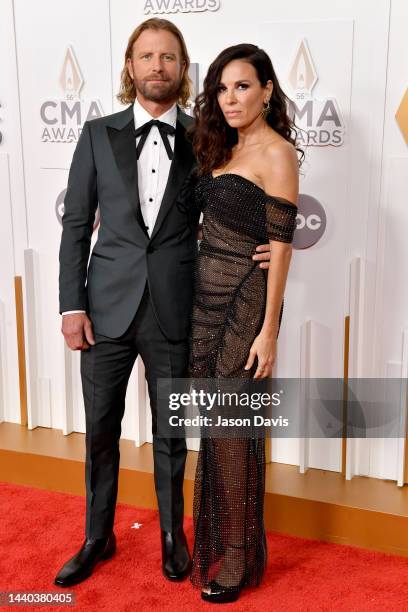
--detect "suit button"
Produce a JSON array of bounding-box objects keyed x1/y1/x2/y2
[{"x1": 146, "y1": 245, "x2": 155, "y2": 254}]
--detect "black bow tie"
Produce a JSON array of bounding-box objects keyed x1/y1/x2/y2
[{"x1": 134, "y1": 119, "x2": 176, "y2": 160}]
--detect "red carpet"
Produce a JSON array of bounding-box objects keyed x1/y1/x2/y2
[{"x1": 1, "y1": 482, "x2": 408, "y2": 611}]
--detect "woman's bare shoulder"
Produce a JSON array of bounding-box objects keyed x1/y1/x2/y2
[
  {"x1": 262, "y1": 136, "x2": 297, "y2": 162},
  {"x1": 257, "y1": 137, "x2": 299, "y2": 203}
]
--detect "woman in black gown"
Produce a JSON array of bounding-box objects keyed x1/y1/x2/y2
[{"x1": 188, "y1": 44, "x2": 304, "y2": 603}]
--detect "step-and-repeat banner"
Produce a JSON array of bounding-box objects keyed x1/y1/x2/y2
[{"x1": 1, "y1": 0, "x2": 407, "y2": 481}]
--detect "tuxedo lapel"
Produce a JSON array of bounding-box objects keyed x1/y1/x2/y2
[
  {"x1": 106, "y1": 106, "x2": 149, "y2": 243},
  {"x1": 150, "y1": 112, "x2": 194, "y2": 241}
]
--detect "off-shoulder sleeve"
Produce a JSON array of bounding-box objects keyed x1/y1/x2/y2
[{"x1": 265, "y1": 196, "x2": 298, "y2": 243}]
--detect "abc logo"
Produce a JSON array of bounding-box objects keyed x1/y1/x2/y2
[
  {"x1": 55, "y1": 188, "x2": 100, "y2": 231},
  {"x1": 292, "y1": 195, "x2": 326, "y2": 250}
]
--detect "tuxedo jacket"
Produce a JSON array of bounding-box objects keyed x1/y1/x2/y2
[{"x1": 59, "y1": 103, "x2": 198, "y2": 341}]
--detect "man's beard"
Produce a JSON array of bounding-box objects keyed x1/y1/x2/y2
[{"x1": 135, "y1": 76, "x2": 181, "y2": 103}]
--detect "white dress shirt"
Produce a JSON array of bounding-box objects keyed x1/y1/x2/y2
[
  {"x1": 134, "y1": 97, "x2": 177, "y2": 236},
  {"x1": 62, "y1": 99, "x2": 177, "y2": 316}
]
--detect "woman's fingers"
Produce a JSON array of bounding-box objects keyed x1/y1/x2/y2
[
  {"x1": 254, "y1": 359, "x2": 273, "y2": 379},
  {"x1": 254, "y1": 364, "x2": 267, "y2": 378},
  {"x1": 244, "y1": 347, "x2": 256, "y2": 371},
  {"x1": 246, "y1": 337, "x2": 276, "y2": 377}
]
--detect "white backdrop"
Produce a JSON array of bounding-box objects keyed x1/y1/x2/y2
[{"x1": 1, "y1": 0, "x2": 407, "y2": 483}]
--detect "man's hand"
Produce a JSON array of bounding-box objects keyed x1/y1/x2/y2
[
  {"x1": 252, "y1": 243, "x2": 271, "y2": 269},
  {"x1": 61, "y1": 313, "x2": 95, "y2": 350}
]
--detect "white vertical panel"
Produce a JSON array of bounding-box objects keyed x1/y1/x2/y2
[
  {"x1": 145, "y1": 380, "x2": 153, "y2": 445},
  {"x1": 0, "y1": 0, "x2": 28, "y2": 275},
  {"x1": 348, "y1": 258, "x2": 365, "y2": 379},
  {"x1": 63, "y1": 342, "x2": 74, "y2": 435},
  {"x1": 365, "y1": 155, "x2": 408, "y2": 481},
  {"x1": 356, "y1": 2, "x2": 391, "y2": 378},
  {"x1": 363, "y1": 1, "x2": 408, "y2": 483},
  {"x1": 186, "y1": 436, "x2": 200, "y2": 453},
  {"x1": 346, "y1": 257, "x2": 371, "y2": 479},
  {"x1": 125, "y1": 358, "x2": 148, "y2": 446},
  {"x1": 71, "y1": 350, "x2": 85, "y2": 433},
  {"x1": 299, "y1": 320, "x2": 343, "y2": 474},
  {"x1": 39, "y1": 377, "x2": 52, "y2": 426},
  {"x1": 0, "y1": 0, "x2": 28, "y2": 424},
  {"x1": 299, "y1": 320, "x2": 312, "y2": 473},
  {"x1": 0, "y1": 301, "x2": 6, "y2": 423},
  {"x1": 22, "y1": 249, "x2": 40, "y2": 429},
  {"x1": 14, "y1": 0, "x2": 112, "y2": 432},
  {"x1": 346, "y1": 257, "x2": 361, "y2": 479},
  {"x1": 396, "y1": 331, "x2": 408, "y2": 487},
  {"x1": 368, "y1": 360, "x2": 400, "y2": 482},
  {"x1": 371, "y1": 0, "x2": 408, "y2": 379},
  {"x1": 0, "y1": 153, "x2": 20, "y2": 423}
]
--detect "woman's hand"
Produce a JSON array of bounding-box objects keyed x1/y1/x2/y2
[{"x1": 244, "y1": 330, "x2": 277, "y2": 378}]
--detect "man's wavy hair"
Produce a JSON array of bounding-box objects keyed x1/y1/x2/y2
[
  {"x1": 117, "y1": 18, "x2": 192, "y2": 107},
  {"x1": 191, "y1": 43, "x2": 306, "y2": 175}
]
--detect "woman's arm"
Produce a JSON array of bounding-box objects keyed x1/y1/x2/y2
[
  {"x1": 245, "y1": 141, "x2": 299, "y2": 378},
  {"x1": 261, "y1": 241, "x2": 293, "y2": 338}
]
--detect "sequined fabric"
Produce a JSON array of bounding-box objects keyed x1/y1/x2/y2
[{"x1": 188, "y1": 173, "x2": 297, "y2": 590}]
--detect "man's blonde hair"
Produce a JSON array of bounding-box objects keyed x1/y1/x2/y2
[{"x1": 117, "y1": 18, "x2": 192, "y2": 107}]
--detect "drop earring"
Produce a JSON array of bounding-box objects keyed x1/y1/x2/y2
[{"x1": 262, "y1": 98, "x2": 271, "y2": 117}]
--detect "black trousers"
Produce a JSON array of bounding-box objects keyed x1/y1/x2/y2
[{"x1": 80, "y1": 284, "x2": 189, "y2": 538}]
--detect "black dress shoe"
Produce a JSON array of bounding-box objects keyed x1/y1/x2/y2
[
  {"x1": 201, "y1": 580, "x2": 242, "y2": 604},
  {"x1": 161, "y1": 527, "x2": 191, "y2": 581},
  {"x1": 54, "y1": 532, "x2": 116, "y2": 587}
]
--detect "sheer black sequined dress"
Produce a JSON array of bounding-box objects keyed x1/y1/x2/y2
[{"x1": 188, "y1": 172, "x2": 298, "y2": 590}]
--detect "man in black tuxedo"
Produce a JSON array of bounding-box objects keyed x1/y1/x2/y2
[{"x1": 55, "y1": 18, "x2": 270, "y2": 588}]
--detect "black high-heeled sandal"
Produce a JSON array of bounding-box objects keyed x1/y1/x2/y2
[
  {"x1": 201, "y1": 579, "x2": 243, "y2": 603},
  {"x1": 201, "y1": 544, "x2": 246, "y2": 604}
]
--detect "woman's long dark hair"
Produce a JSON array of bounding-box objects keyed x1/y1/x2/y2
[{"x1": 190, "y1": 43, "x2": 305, "y2": 175}]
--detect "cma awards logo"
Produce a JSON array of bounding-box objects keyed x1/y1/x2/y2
[
  {"x1": 288, "y1": 39, "x2": 345, "y2": 147},
  {"x1": 55, "y1": 188, "x2": 100, "y2": 230},
  {"x1": 144, "y1": 0, "x2": 220, "y2": 13},
  {"x1": 40, "y1": 46, "x2": 104, "y2": 144}
]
